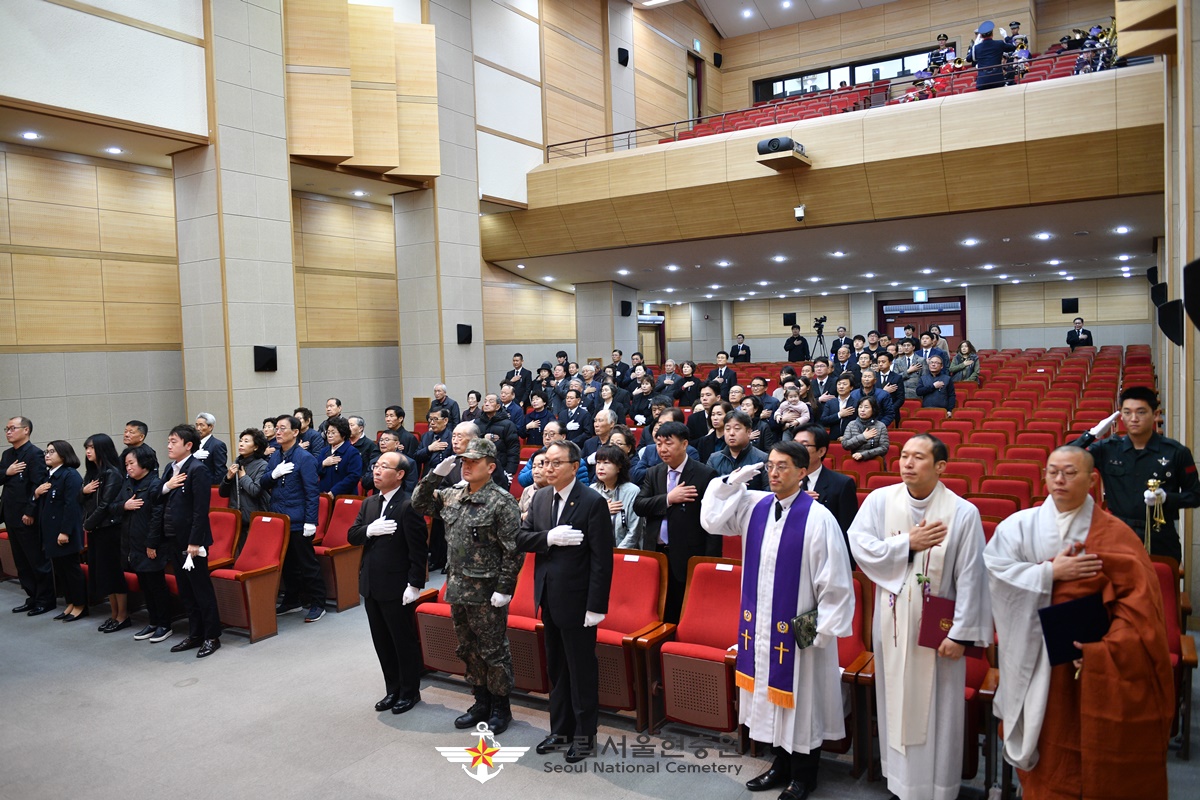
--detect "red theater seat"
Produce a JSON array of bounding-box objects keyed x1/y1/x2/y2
[
  {"x1": 314, "y1": 494, "x2": 365, "y2": 611},
  {"x1": 210, "y1": 511, "x2": 291, "y2": 642}
]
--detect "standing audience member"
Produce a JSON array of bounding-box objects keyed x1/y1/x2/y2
[
  {"x1": 502, "y1": 353, "x2": 534, "y2": 406},
  {"x1": 461, "y1": 390, "x2": 483, "y2": 424},
  {"x1": 193, "y1": 413, "x2": 228, "y2": 480},
  {"x1": 731, "y1": 334, "x2": 752, "y2": 363},
  {"x1": 262, "y1": 418, "x2": 277, "y2": 457},
  {"x1": 219, "y1": 428, "x2": 272, "y2": 531},
  {"x1": 674, "y1": 361, "x2": 702, "y2": 408},
  {"x1": 119, "y1": 445, "x2": 172, "y2": 642},
  {"x1": 123, "y1": 420, "x2": 154, "y2": 458},
  {"x1": 707, "y1": 410, "x2": 768, "y2": 491},
  {"x1": 1066, "y1": 317, "x2": 1094, "y2": 350},
  {"x1": 707, "y1": 351, "x2": 738, "y2": 400},
  {"x1": 784, "y1": 325, "x2": 811, "y2": 362},
  {"x1": 928, "y1": 324, "x2": 950, "y2": 354},
  {"x1": 36, "y1": 440, "x2": 86, "y2": 621},
  {"x1": 383, "y1": 405, "x2": 420, "y2": 459},
  {"x1": 475, "y1": 393, "x2": 521, "y2": 487},
  {"x1": 293, "y1": 407, "x2": 323, "y2": 451},
  {"x1": 842, "y1": 397, "x2": 890, "y2": 462},
  {"x1": 348, "y1": 416, "x2": 380, "y2": 467},
  {"x1": 794, "y1": 425, "x2": 859, "y2": 538},
  {"x1": 739, "y1": 394, "x2": 776, "y2": 450},
  {"x1": 591, "y1": 444, "x2": 642, "y2": 549},
  {"x1": 521, "y1": 392, "x2": 554, "y2": 445},
  {"x1": 430, "y1": 384, "x2": 461, "y2": 427},
  {"x1": 82, "y1": 433, "x2": 129, "y2": 632},
  {"x1": 317, "y1": 398, "x2": 342, "y2": 434},
  {"x1": 558, "y1": 389, "x2": 594, "y2": 446},
  {"x1": 774, "y1": 385, "x2": 812, "y2": 440},
  {"x1": 695, "y1": 400, "x2": 731, "y2": 464},
  {"x1": 917, "y1": 356, "x2": 956, "y2": 417},
  {"x1": 1, "y1": 416, "x2": 52, "y2": 614},
  {"x1": 318, "y1": 416, "x2": 365, "y2": 495},
  {"x1": 822, "y1": 374, "x2": 859, "y2": 439},
  {"x1": 520, "y1": 449, "x2": 549, "y2": 520},
  {"x1": 499, "y1": 383, "x2": 525, "y2": 433},
  {"x1": 949, "y1": 341, "x2": 980, "y2": 383}
]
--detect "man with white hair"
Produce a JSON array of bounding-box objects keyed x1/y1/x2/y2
[
  {"x1": 193, "y1": 413, "x2": 228, "y2": 481},
  {"x1": 431, "y1": 384, "x2": 461, "y2": 427},
  {"x1": 348, "y1": 415, "x2": 380, "y2": 467},
  {"x1": 581, "y1": 409, "x2": 617, "y2": 481}
]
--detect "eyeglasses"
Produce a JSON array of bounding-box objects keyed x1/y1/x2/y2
[
  {"x1": 45, "y1": 447, "x2": 57, "y2": 453},
  {"x1": 1045, "y1": 468, "x2": 1082, "y2": 481},
  {"x1": 1120, "y1": 409, "x2": 1152, "y2": 418},
  {"x1": 763, "y1": 463, "x2": 794, "y2": 473},
  {"x1": 4, "y1": 426, "x2": 22, "y2": 432},
  {"x1": 543, "y1": 460, "x2": 575, "y2": 469},
  {"x1": 374, "y1": 464, "x2": 399, "y2": 472}
]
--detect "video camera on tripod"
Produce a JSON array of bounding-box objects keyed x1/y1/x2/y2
[{"x1": 813, "y1": 315, "x2": 827, "y2": 335}]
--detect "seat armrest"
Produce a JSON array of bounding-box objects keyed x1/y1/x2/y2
[
  {"x1": 979, "y1": 667, "x2": 1000, "y2": 700},
  {"x1": 1181, "y1": 634, "x2": 1198, "y2": 668},
  {"x1": 622, "y1": 620, "x2": 667, "y2": 646},
  {"x1": 323, "y1": 544, "x2": 359, "y2": 556},
  {"x1": 414, "y1": 588, "x2": 438, "y2": 606},
  {"x1": 235, "y1": 564, "x2": 280, "y2": 582},
  {"x1": 854, "y1": 655, "x2": 875, "y2": 685},
  {"x1": 843, "y1": 651, "x2": 872, "y2": 681},
  {"x1": 634, "y1": 623, "x2": 676, "y2": 650},
  {"x1": 207, "y1": 557, "x2": 235, "y2": 571}
]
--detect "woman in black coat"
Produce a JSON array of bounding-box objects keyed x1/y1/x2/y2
[
  {"x1": 117, "y1": 444, "x2": 171, "y2": 641},
  {"x1": 82, "y1": 433, "x2": 129, "y2": 632},
  {"x1": 219, "y1": 428, "x2": 272, "y2": 543},
  {"x1": 35, "y1": 440, "x2": 86, "y2": 621},
  {"x1": 674, "y1": 360, "x2": 702, "y2": 408}
]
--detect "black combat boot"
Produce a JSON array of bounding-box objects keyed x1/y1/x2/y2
[
  {"x1": 487, "y1": 693, "x2": 512, "y2": 735},
  {"x1": 454, "y1": 687, "x2": 491, "y2": 729}
]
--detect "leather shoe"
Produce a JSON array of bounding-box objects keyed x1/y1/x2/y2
[
  {"x1": 196, "y1": 639, "x2": 221, "y2": 658},
  {"x1": 170, "y1": 636, "x2": 203, "y2": 653},
  {"x1": 12, "y1": 601, "x2": 34, "y2": 614},
  {"x1": 27, "y1": 606, "x2": 54, "y2": 617},
  {"x1": 53, "y1": 611, "x2": 69, "y2": 621},
  {"x1": 375, "y1": 693, "x2": 399, "y2": 712},
  {"x1": 98, "y1": 618, "x2": 117, "y2": 632},
  {"x1": 391, "y1": 695, "x2": 420, "y2": 714},
  {"x1": 564, "y1": 738, "x2": 595, "y2": 764},
  {"x1": 536, "y1": 735, "x2": 570, "y2": 755},
  {"x1": 777, "y1": 780, "x2": 812, "y2": 800},
  {"x1": 62, "y1": 610, "x2": 89, "y2": 622},
  {"x1": 746, "y1": 765, "x2": 790, "y2": 792}
]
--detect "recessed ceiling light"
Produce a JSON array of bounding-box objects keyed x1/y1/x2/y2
[
  {"x1": 758, "y1": 280, "x2": 769, "y2": 286},
  {"x1": 617, "y1": 269, "x2": 630, "y2": 276},
  {"x1": 705, "y1": 294, "x2": 713, "y2": 299},
  {"x1": 863, "y1": 272, "x2": 875, "y2": 279},
  {"x1": 779, "y1": 294, "x2": 787, "y2": 299},
  {"x1": 1058, "y1": 270, "x2": 1067, "y2": 276},
  {"x1": 840, "y1": 285, "x2": 848, "y2": 290},
  {"x1": 920, "y1": 268, "x2": 933, "y2": 275},
  {"x1": 1035, "y1": 232, "x2": 1052, "y2": 240},
  {"x1": 742, "y1": 8, "x2": 753, "y2": 17},
  {"x1": 516, "y1": 264, "x2": 525, "y2": 269},
  {"x1": 981, "y1": 264, "x2": 995, "y2": 270},
  {"x1": 20, "y1": 131, "x2": 41, "y2": 140},
  {"x1": 771, "y1": 255, "x2": 786, "y2": 263},
  {"x1": 791, "y1": 288, "x2": 801, "y2": 293},
  {"x1": 890, "y1": 281, "x2": 899, "y2": 287},
  {"x1": 962, "y1": 238, "x2": 979, "y2": 246},
  {"x1": 1118, "y1": 254, "x2": 1131, "y2": 261},
  {"x1": 998, "y1": 274, "x2": 1008, "y2": 279},
  {"x1": 1012, "y1": 279, "x2": 1021, "y2": 284},
  {"x1": 1114, "y1": 226, "x2": 1130, "y2": 234},
  {"x1": 1065, "y1": 276, "x2": 1075, "y2": 281},
  {"x1": 351, "y1": 190, "x2": 367, "y2": 197},
  {"x1": 960, "y1": 283, "x2": 969, "y2": 287},
  {"x1": 717, "y1": 260, "x2": 730, "y2": 267},
  {"x1": 820, "y1": 291, "x2": 828, "y2": 296},
  {"x1": 710, "y1": 284, "x2": 720, "y2": 290},
  {"x1": 942, "y1": 278, "x2": 952, "y2": 283},
  {"x1": 674, "y1": 301, "x2": 682, "y2": 306},
  {"x1": 543, "y1": 275, "x2": 554, "y2": 281},
  {"x1": 1123, "y1": 273, "x2": 1131, "y2": 278},
  {"x1": 666, "y1": 264, "x2": 679, "y2": 271},
  {"x1": 832, "y1": 251, "x2": 846, "y2": 258},
  {"x1": 747, "y1": 291, "x2": 757, "y2": 296},
  {"x1": 808, "y1": 276, "x2": 820, "y2": 283},
  {"x1": 1121, "y1": 266, "x2": 1131, "y2": 272},
  {"x1": 865, "y1": 289, "x2": 872, "y2": 294},
  {"x1": 894, "y1": 244, "x2": 910, "y2": 252},
  {"x1": 782, "y1": 1, "x2": 792, "y2": 9},
  {"x1": 1048, "y1": 259, "x2": 1061, "y2": 266},
  {"x1": 104, "y1": 147, "x2": 125, "y2": 155},
  {"x1": 664, "y1": 287, "x2": 675, "y2": 293}
]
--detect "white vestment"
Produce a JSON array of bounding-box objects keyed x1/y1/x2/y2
[
  {"x1": 984, "y1": 497, "x2": 1093, "y2": 770},
  {"x1": 849, "y1": 483, "x2": 992, "y2": 800},
  {"x1": 701, "y1": 479, "x2": 855, "y2": 753}
]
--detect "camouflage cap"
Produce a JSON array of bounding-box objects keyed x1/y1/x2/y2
[{"x1": 461, "y1": 437, "x2": 497, "y2": 460}]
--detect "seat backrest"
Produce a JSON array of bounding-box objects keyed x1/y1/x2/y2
[
  {"x1": 1152, "y1": 561, "x2": 1181, "y2": 657},
  {"x1": 233, "y1": 512, "x2": 290, "y2": 571},
  {"x1": 508, "y1": 554, "x2": 537, "y2": 618},
  {"x1": 837, "y1": 575, "x2": 869, "y2": 668},
  {"x1": 1005, "y1": 445, "x2": 1049, "y2": 463},
  {"x1": 313, "y1": 492, "x2": 333, "y2": 542},
  {"x1": 966, "y1": 493, "x2": 1019, "y2": 519},
  {"x1": 865, "y1": 473, "x2": 901, "y2": 490},
  {"x1": 676, "y1": 558, "x2": 742, "y2": 649},
  {"x1": 210, "y1": 485, "x2": 229, "y2": 509},
  {"x1": 940, "y1": 475, "x2": 970, "y2": 496},
  {"x1": 323, "y1": 495, "x2": 364, "y2": 548},
  {"x1": 945, "y1": 460, "x2": 986, "y2": 492},
  {"x1": 1015, "y1": 431, "x2": 1057, "y2": 450},
  {"x1": 207, "y1": 508, "x2": 241, "y2": 563},
  {"x1": 600, "y1": 550, "x2": 666, "y2": 633},
  {"x1": 968, "y1": 431, "x2": 1008, "y2": 449},
  {"x1": 994, "y1": 461, "x2": 1043, "y2": 490},
  {"x1": 980, "y1": 477, "x2": 1032, "y2": 508}
]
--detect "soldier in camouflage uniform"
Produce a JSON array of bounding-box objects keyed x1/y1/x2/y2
[{"x1": 412, "y1": 436, "x2": 523, "y2": 734}]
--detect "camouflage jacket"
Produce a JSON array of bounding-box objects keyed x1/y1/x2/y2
[{"x1": 412, "y1": 469, "x2": 523, "y2": 604}]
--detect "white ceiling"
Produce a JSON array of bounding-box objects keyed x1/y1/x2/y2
[
  {"x1": 693, "y1": 0, "x2": 901, "y2": 38},
  {"x1": 0, "y1": 105, "x2": 196, "y2": 168},
  {"x1": 490, "y1": 195, "x2": 1164, "y2": 304}
]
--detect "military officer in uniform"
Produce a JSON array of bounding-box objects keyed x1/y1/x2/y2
[
  {"x1": 966, "y1": 20, "x2": 1016, "y2": 90},
  {"x1": 412, "y1": 437, "x2": 524, "y2": 735},
  {"x1": 1069, "y1": 386, "x2": 1200, "y2": 561}
]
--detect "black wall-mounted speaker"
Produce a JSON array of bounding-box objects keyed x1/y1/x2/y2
[
  {"x1": 1146, "y1": 266, "x2": 1159, "y2": 284},
  {"x1": 456, "y1": 324, "x2": 472, "y2": 345},
  {"x1": 1183, "y1": 257, "x2": 1200, "y2": 330},
  {"x1": 620, "y1": 301, "x2": 632, "y2": 317},
  {"x1": 1158, "y1": 299, "x2": 1184, "y2": 345},
  {"x1": 1150, "y1": 282, "x2": 1167, "y2": 308},
  {"x1": 253, "y1": 345, "x2": 278, "y2": 372},
  {"x1": 713, "y1": 52, "x2": 723, "y2": 68},
  {"x1": 617, "y1": 47, "x2": 629, "y2": 67},
  {"x1": 782, "y1": 312, "x2": 797, "y2": 327},
  {"x1": 1061, "y1": 298, "x2": 1079, "y2": 315}
]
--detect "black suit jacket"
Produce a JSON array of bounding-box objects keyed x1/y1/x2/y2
[
  {"x1": 151, "y1": 456, "x2": 212, "y2": 548},
  {"x1": 199, "y1": 436, "x2": 228, "y2": 480},
  {"x1": 810, "y1": 466, "x2": 858, "y2": 534},
  {"x1": 557, "y1": 406, "x2": 594, "y2": 445},
  {"x1": 632, "y1": 458, "x2": 719, "y2": 582},
  {"x1": 347, "y1": 490, "x2": 428, "y2": 601},
  {"x1": 707, "y1": 367, "x2": 737, "y2": 399},
  {"x1": 517, "y1": 482, "x2": 613, "y2": 626},
  {"x1": 0, "y1": 441, "x2": 48, "y2": 522},
  {"x1": 1066, "y1": 328, "x2": 1094, "y2": 350},
  {"x1": 830, "y1": 336, "x2": 853, "y2": 354},
  {"x1": 503, "y1": 367, "x2": 534, "y2": 405}
]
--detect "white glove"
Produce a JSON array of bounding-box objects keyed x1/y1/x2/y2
[
  {"x1": 547, "y1": 525, "x2": 584, "y2": 546},
  {"x1": 193, "y1": 448, "x2": 209, "y2": 461},
  {"x1": 566, "y1": 421, "x2": 580, "y2": 431},
  {"x1": 271, "y1": 461, "x2": 295, "y2": 479},
  {"x1": 1144, "y1": 488, "x2": 1166, "y2": 506},
  {"x1": 1089, "y1": 411, "x2": 1121, "y2": 438},
  {"x1": 303, "y1": 523, "x2": 316, "y2": 537},
  {"x1": 634, "y1": 415, "x2": 646, "y2": 426},
  {"x1": 432, "y1": 455, "x2": 458, "y2": 477},
  {"x1": 584, "y1": 611, "x2": 605, "y2": 627},
  {"x1": 182, "y1": 554, "x2": 195, "y2": 571},
  {"x1": 727, "y1": 462, "x2": 765, "y2": 486},
  {"x1": 366, "y1": 518, "x2": 397, "y2": 537},
  {"x1": 587, "y1": 453, "x2": 597, "y2": 465},
  {"x1": 402, "y1": 585, "x2": 421, "y2": 604},
  {"x1": 490, "y1": 592, "x2": 512, "y2": 608}
]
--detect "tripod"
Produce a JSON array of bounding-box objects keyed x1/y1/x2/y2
[{"x1": 811, "y1": 328, "x2": 828, "y2": 360}]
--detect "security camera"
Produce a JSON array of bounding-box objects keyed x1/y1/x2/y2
[{"x1": 794, "y1": 204, "x2": 806, "y2": 221}]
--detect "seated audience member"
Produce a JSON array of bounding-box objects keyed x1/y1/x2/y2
[
  {"x1": 821, "y1": 374, "x2": 859, "y2": 440},
  {"x1": 460, "y1": 390, "x2": 483, "y2": 424},
  {"x1": 949, "y1": 340, "x2": 980, "y2": 383},
  {"x1": 119, "y1": 444, "x2": 172, "y2": 642},
  {"x1": 674, "y1": 360, "x2": 702, "y2": 408},
  {"x1": 430, "y1": 383, "x2": 461, "y2": 426},
  {"x1": 695, "y1": 401, "x2": 732, "y2": 464},
  {"x1": 219, "y1": 428, "x2": 272, "y2": 529},
  {"x1": 774, "y1": 384, "x2": 811, "y2": 440},
  {"x1": 706, "y1": 410, "x2": 767, "y2": 491},
  {"x1": 37, "y1": 440, "x2": 86, "y2": 620},
  {"x1": 317, "y1": 416, "x2": 365, "y2": 495},
  {"x1": 521, "y1": 391, "x2": 553, "y2": 445},
  {"x1": 916, "y1": 355, "x2": 956, "y2": 417},
  {"x1": 738, "y1": 394, "x2": 776, "y2": 450},
  {"x1": 842, "y1": 397, "x2": 890, "y2": 462},
  {"x1": 519, "y1": 449, "x2": 549, "y2": 521},
  {"x1": 412, "y1": 409, "x2": 453, "y2": 478},
  {"x1": 591, "y1": 444, "x2": 643, "y2": 549}
]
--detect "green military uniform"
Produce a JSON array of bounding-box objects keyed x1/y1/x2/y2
[
  {"x1": 412, "y1": 439, "x2": 523, "y2": 696},
  {"x1": 1071, "y1": 430, "x2": 1200, "y2": 561}
]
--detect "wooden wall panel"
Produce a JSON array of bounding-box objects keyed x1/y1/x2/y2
[
  {"x1": 301, "y1": 197, "x2": 354, "y2": 237},
  {"x1": 99, "y1": 210, "x2": 177, "y2": 256},
  {"x1": 354, "y1": 239, "x2": 394, "y2": 274},
  {"x1": 0, "y1": 199, "x2": 9, "y2": 245},
  {"x1": 666, "y1": 305, "x2": 692, "y2": 340},
  {"x1": 346, "y1": 88, "x2": 401, "y2": 169},
  {"x1": 302, "y1": 233, "x2": 355, "y2": 271},
  {"x1": 481, "y1": 269, "x2": 577, "y2": 344},
  {"x1": 14, "y1": 301, "x2": 106, "y2": 345},
  {"x1": 0, "y1": 253, "x2": 11, "y2": 299},
  {"x1": 634, "y1": 73, "x2": 687, "y2": 129},
  {"x1": 286, "y1": 73, "x2": 355, "y2": 158},
  {"x1": 545, "y1": 91, "x2": 607, "y2": 146},
  {"x1": 8, "y1": 200, "x2": 100, "y2": 250},
  {"x1": 354, "y1": 206, "x2": 393, "y2": 243},
  {"x1": 396, "y1": 101, "x2": 441, "y2": 178},
  {"x1": 348, "y1": 4, "x2": 395, "y2": 83},
  {"x1": 102, "y1": 260, "x2": 180, "y2": 305},
  {"x1": 544, "y1": 27, "x2": 604, "y2": 104},
  {"x1": 104, "y1": 302, "x2": 182, "y2": 345},
  {"x1": 0, "y1": 154, "x2": 7, "y2": 196},
  {"x1": 0, "y1": 300, "x2": 14, "y2": 346},
  {"x1": 97, "y1": 168, "x2": 175, "y2": 216},
  {"x1": 284, "y1": 0, "x2": 350, "y2": 67},
  {"x1": 395, "y1": 24, "x2": 437, "y2": 98},
  {"x1": 544, "y1": 0, "x2": 604, "y2": 49},
  {"x1": 633, "y1": 21, "x2": 688, "y2": 96},
  {"x1": 6, "y1": 154, "x2": 97, "y2": 207},
  {"x1": 11, "y1": 255, "x2": 102, "y2": 303}
]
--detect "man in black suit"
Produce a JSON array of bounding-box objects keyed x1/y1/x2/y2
[
  {"x1": 347, "y1": 452, "x2": 429, "y2": 715},
  {"x1": 558, "y1": 389, "x2": 593, "y2": 446},
  {"x1": 730, "y1": 334, "x2": 752, "y2": 363},
  {"x1": 1066, "y1": 317, "x2": 1094, "y2": 350},
  {"x1": 685, "y1": 383, "x2": 719, "y2": 441},
  {"x1": 874, "y1": 352, "x2": 906, "y2": 425},
  {"x1": 633, "y1": 421, "x2": 719, "y2": 623},
  {"x1": 194, "y1": 412, "x2": 228, "y2": 481},
  {"x1": 794, "y1": 424, "x2": 859, "y2": 547},
  {"x1": 707, "y1": 351, "x2": 737, "y2": 400},
  {"x1": 150, "y1": 424, "x2": 221, "y2": 657},
  {"x1": 829, "y1": 326, "x2": 853, "y2": 355},
  {"x1": 502, "y1": 353, "x2": 534, "y2": 405},
  {"x1": 518, "y1": 440, "x2": 613, "y2": 762},
  {"x1": 1, "y1": 416, "x2": 53, "y2": 614},
  {"x1": 609, "y1": 349, "x2": 630, "y2": 387}
]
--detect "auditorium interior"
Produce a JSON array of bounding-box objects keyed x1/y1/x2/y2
[{"x1": 0, "y1": 0, "x2": 1198, "y2": 797}]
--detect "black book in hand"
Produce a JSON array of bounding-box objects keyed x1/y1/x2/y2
[{"x1": 1037, "y1": 592, "x2": 1110, "y2": 666}]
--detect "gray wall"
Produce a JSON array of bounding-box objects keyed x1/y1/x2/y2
[
  {"x1": 993, "y1": 323, "x2": 1154, "y2": 350},
  {"x1": 300, "y1": 345, "x2": 399, "y2": 434}
]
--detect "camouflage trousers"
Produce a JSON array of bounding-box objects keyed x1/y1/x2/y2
[{"x1": 450, "y1": 602, "x2": 513, "y2": 697}]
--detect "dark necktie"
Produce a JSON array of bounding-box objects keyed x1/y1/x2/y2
[
  {"x1": 801, "y1": 476, "x2": 809, "y2": 491},
  {"x1": 552, "y1": 492, "x2": 561, "y2": 526},
  {"x1": 774, "y1": 501, "x2": 783, "y2": 522}
]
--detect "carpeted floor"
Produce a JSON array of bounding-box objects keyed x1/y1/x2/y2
[{"x1": 0, "y1": 576, "x2": 1195, "y2": 800}]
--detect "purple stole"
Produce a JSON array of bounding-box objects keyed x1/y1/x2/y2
[{"x1": 734, "y1": 492, "x2": 813, "y2": 709}]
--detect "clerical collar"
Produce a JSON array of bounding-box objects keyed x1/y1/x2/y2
[{"x1": 907, "y1": 488, "x2": 936, "y2": 509}]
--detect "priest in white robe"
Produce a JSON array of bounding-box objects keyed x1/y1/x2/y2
[
  {"x1": 848, "y1": 433, "x2": 991, "y2": 800},
  {"x1": 701, "y1": 441, "x2": 855, "y2": 800}
]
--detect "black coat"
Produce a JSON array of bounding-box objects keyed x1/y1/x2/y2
[
  {"x1": 632, "y1": 458, "x2": 719, "y2": 583},
  {"x1": 150, "y1": 456, "x2": 213, "y2": 549},
  {"x1": 38, "y1": 467, "x2": 84, "y2": 556},
  {"x1": 810, "y1": 465, "x2": 858, "y2": 535},
  {"x1": 474, "y1": 410, "x2": 521, "y2": 476},
  {"x1": 117, "y1": 473, "x2": 167, "y2": 572},
  {"x1": 674, "y1": 375, "x2": 703, "y2": 408},
  {"x1": 0, "y1": 441, "x2": 48, "y2": 523},
  {"x1": 503, "y1": 367, "x2": 534, "y2": 405},
  {"x1": 517, "y1": 481, "x2": 613, "y2": 625},
  {"x1": 82, "y1": 465, "x2": 124, "y2": 533},
  {"x1": 557, "y1": 405, "x2": 594, "y2": 446},
  {"x1": 347, "y1": 490, "x2": 429, "y2": 601},
  {"x1": 784, "y1": 335, "x2": 811, "y2": 362}
]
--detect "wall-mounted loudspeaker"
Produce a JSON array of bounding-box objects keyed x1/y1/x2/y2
[
  {"x1": 714, "y1": 52, "x2": 722, "y2": 68},
  {"x1": 757, "y1": 136, "x2": 795, "y2": 155},
  {"x1": 782, "y1": 312, "x2": 797, "y2": 327},
  {"x1": 620, "y1": 301, "x2": 632, "y2": 317},
  {"x1": 617, "y1": 47, "x2": 629, "y2": 67},
  {"x1": 1150, "y1": 282, "x2": 1167, "y2": 308},
  {"x1": 457, "y1": 324, "x2": 472, "y2": 345},
  {"x1": 1158, "y1": 300, "x2": 1184, "y2": 345},
  {"x1": 253, "y1": 345, "x2": 278, "y2": 372},
  {"x1": 1061, "y1": 298, "x2": 1079, "y2": 315},
  {"x1": 1183, "y1": 257, "x2": 1200, "y2": 330},
  {"x1": 1146, "y1": 266, "x2": 1159, "y2": 285}
]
